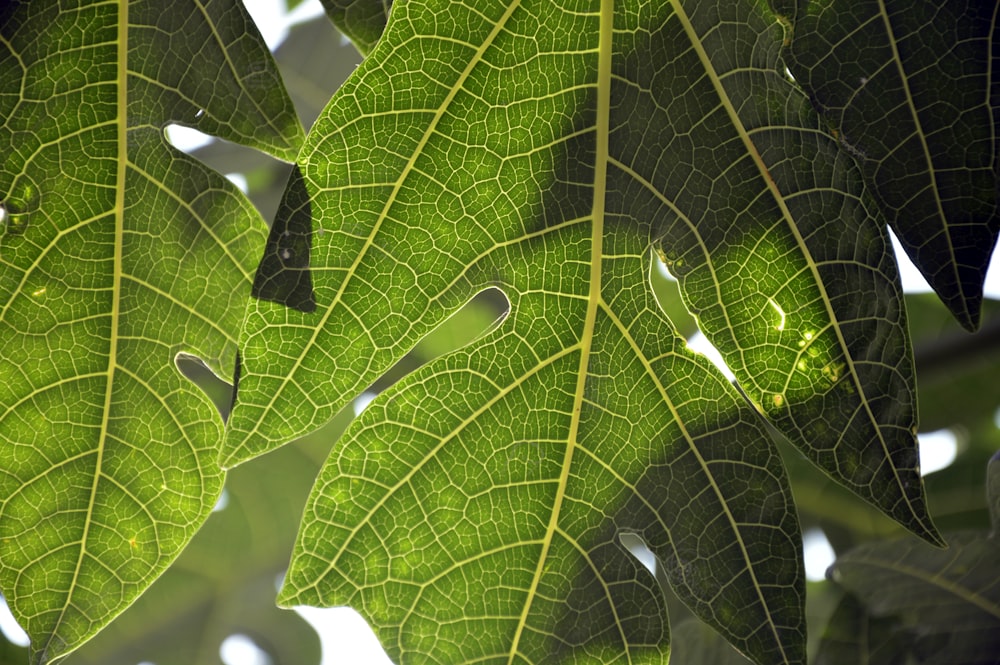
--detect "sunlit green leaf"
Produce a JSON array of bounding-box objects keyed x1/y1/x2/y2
[
  {"x1": 67, "y1": 426, "x2": 348, "y2": 665},
  {"x1": 0, "y1": 1, "x2": 302, "y2": 662},
  {"x1": 222, "y1": 0, "x2": 955, "y2": 661},
  {"x1": 774, "y1": 0, "x2": 999, "y2": 330}
]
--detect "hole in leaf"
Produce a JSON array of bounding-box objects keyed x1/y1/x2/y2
[
  {"x1": 353, "y1": 288, "x2": 509, "y2": 419},
  {"x1": 174, "y1": 353, "x2": 235, "y2": 421},
  {"x1": 685, "y1": 332, "x2": 736, "y2": 382},
  {"x1": 618, "y1": 532, "x2": 657, "y2": 576},
  {"x1": 164, "y1": 124, "x2": 214, "y2": 154}
]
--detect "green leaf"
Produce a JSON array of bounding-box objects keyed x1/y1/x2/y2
[
  {"x1": 813, "y1": 592, "x2": 910, "y2": 665},
  {"x1": 670, "y1": 619, "x2": 753, "y2": 665},
  {"x1": 829, "y1": 531, "x2": 1000, "y2": 665},
  {"x1": 773, "y1": 0, "x2": 1000, "y2": 331},
  {"x1": 67, "y1": 427, "x2": 346, "y2": 665},
  {"x1": 0, "y1": 1, "x2": 302, "y2": 662},
  {"x1": 641, "y1": 1, "x2": 937, "y2": 543},
  {"x1": 230, "y1": 0, "x2": 939, "y2": 543},
  {"x1": 319, "y1": 0, "x2": 391, "y2": 55}
]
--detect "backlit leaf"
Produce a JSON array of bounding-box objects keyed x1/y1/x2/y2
[
  {"x1": 222, "y1": 0, "x2": 971, "y2": 661},
  {"x1": 319, "y1": 0, "x2": 391, "y2": 55},
  {"x1": 0, "y1": 1, "x2": 302, "y2": 662}
]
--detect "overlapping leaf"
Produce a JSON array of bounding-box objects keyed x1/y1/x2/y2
[
  {"x1": 645, "y1": 0, "x2": 938, "y2": 543},
  {"x1": 0, "y1": 1, "x2": 302, "y2": 662},
  {"x1": 820, "y1": 458, "x2": 1000, "y2": 664},
  {"x1": 826, "y1": 530, "x2": 1000, "y2": 663},
  {"x1": 318, "y1": 0, "x2": 391, "y2": 55},
  {"x1": 773, "y1": 0, "x2": 1000, "y2": 330},
  {"x1": 67, "y1": 433, "x2": 340, "y2": 665},
  {"x1": 222, "y1": 0, "x2": 962, "y2": 662}
]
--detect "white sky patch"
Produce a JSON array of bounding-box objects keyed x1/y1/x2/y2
[
  {"x1": 220, "y1": 634, "x2": 272, "y2": 665},
  {"x1": 212, "y1": 488, "x2": 230, "y2": 513},
  {"x1": 918, "y1": 429, "x2": 958, "y2": 475},
  {"x1": 225, "y1": 173, "x2": 249, "y2": 194},
  {"x1": 353, "y1": 391, "x2": 378, "y2": 417},
  {"x1": 803, "y1": 528, "x2": 836, "y2": 582},
  {"x1": 0, "y1": 596, "x2": 29, "y2": 647},
  {"x1": 164, "y1": 124, "x2": 214, "y2": 154},
  {"x1": 243, "y1": 0, "x2": 325, "y2": 50},
  {"x1": 619, "y1": 533, "x2": 657, "y2": 576},
  {"x1": 296, "y1": 607, "x2": 395, "y2": 665}
]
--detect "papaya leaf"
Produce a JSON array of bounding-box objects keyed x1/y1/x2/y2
[
  {"x1": 774, "y1": 0, "x2": 1000, "y2": 331},
  {"x1": 0, "y1": 1, "x2": 302, "y2": 662},
  {"x1": 66, "y1": 429, "x2": 346, "y2": 665},
  {"x1": 224, "y1": 0, "x2": 966, "y2": 659},
  {"x1": 828, "y1": 530, "x2": 1000, "y2": 664}
]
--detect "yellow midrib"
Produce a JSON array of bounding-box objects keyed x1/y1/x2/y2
[
  {"x1": 506, "y1": 0, "x2": 615, "y2": 661},
  {"x1": 47, "y1": 0, "x2": 128, "y2": 653}
]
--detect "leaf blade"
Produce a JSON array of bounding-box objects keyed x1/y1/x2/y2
[
  {"x1": 775, "y1": 0, "x2": 1000, "y2": 330},
  {"x1": 233, "y1": 0, "x2": 807, "y2": 662},
  {"x1": 0, "y1": 0, "x2": 301, "y2": 660}
]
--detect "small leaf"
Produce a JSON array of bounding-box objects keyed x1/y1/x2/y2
[
  {"x1": 814, "y1": 593, "x2": 909, "y2": 665},
  {"x1": 774, "y1": 0, "x2": 1000, "y2": 330},
  {"x1": 0, "y1": 0, "x2": 302, "y2": 661},
  {"x1": 829, "y1": 531, "x2": 1000, "y2": 664}
]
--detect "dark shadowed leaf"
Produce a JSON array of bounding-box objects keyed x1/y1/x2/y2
[
  {"x1": 829, "y1": 530, "x2": 1000, "y2": 664},
  {"x1": 773, "y1": 0, "x2": 1000, "y2": 330}
]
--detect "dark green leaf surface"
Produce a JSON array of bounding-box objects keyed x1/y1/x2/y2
[
  {"x1": 319, "y1": 0, "x2": 391, "y2": 55},
  {"x1": 642, "y1": 0, "x2": 936, "y2": 543},
  {"x1": 830, "y1": 531, "x2": 1000, "y2": 664},
  {"x1": 813, "y1": 593, "x2": 909, "y2": 665},
  {"x1": 775, "y1": 0, "x2": 1000, "y2": 330},
  {"x1": 0, "y1": 1, "x2": 302, "y2": 662},
  {"x1": 670, "y1": 619, "x2": 753, "y2": 665}
]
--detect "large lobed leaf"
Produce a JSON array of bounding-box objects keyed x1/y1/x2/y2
[
  {"x1": 220, "y1": 0, "x2": 980, "y2": 660},
  {"x1": 66, "y1": 432, "x2": 340, "y2": 665},
  {"x1": 0, "y1": 0, "x2": 302, "y2": 662},
  {"x1": 773, "y1": 0, "x2": 999, "y2": 331}
]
